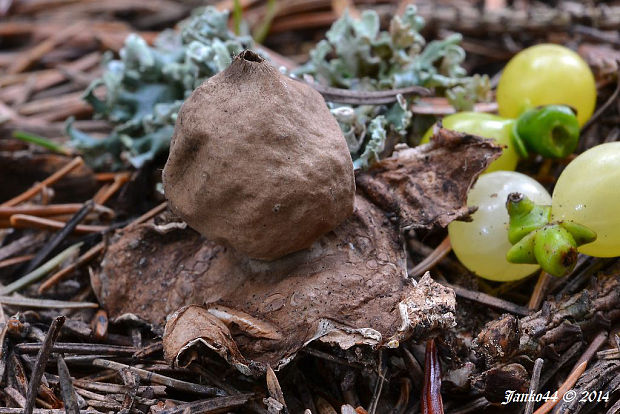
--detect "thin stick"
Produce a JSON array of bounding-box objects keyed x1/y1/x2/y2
[
  {"x1": 368, "y1": 350, "x2": 387, "y2": 414},
  {"x1": 57, "y1": 355, "x2": 79, "y2": 414},
  {"x1": 301, "y1": 347, "x2": 364, "y2": 369},
  {"x1": 401, "y1": 347, "x2": 424, "y2": 391},
  {"x1": 532, "y1": 360, "x2": 587, "y2": 414},
  {"x1": 132, "y1": 341, "x2": 163, "y2": 359},
  {"x1": 0, "y1": 243, "x2": 82, "y2": 295},
  {"x1": 524, "y1": 358, "x2": 544, "y2": 414},
  {"x1": 5, "y1": 387, "x2": 26, "y2": 407},
  {"x1": 95, "y1": 172, "x2": 127, "y2": 181},
  {"x1": 8, "y1": 22, "x2": 86, "y2": 74},
  {"x1": 607, "y1": 399, "x2": 620, "y2": 414},
  {"x1": 303, "y1": 79, "x2": 431, "y2": 104},
  {"x1": 1, "y1": 157, "x2": 84, "y2": 207},
  {"x1": 0, "y1": 204, "x2": 112, "y2": 219},
  {"x1": 9, "y1": 215, "x2": 107, "y2": 234},
  {"x1": 46, "y1": 374, "x2": 167, "y2": 396},
  {"x1": 158, "y1": 394, "x2": 253, "y2": 414},
  {"x1": 409, "y1": 236, "x2": 452, "y2": 279},
  {"x1": 93, "y1": 172, "x2": 131, "y2": 205},
  {"x1": 118, "y1": 368, "x2": 139, "y2": 414},
  {"x1": 0, "y1": 410, "x2": 101, "y2": 414},
  {"x1": 38, "y1": 243, "x2": 104, "y2": 293},
  {"x1": 528, "y1": 272, "x2": 552, "y2": 311},
  {"x1": 24, "y1": 316, "x2": 65, "y2": 414},
  {"x1": 0, "y1": 296, "x2": 98, "y2": 309},
  {"x1": 73, "y1": 387, "x2": 108, "y2": 402},
  {"x1": 92, "y1": 359, "x2": 225, "y2": 396},
  {"x1": 71, "y1": 379, "x2": 166, "y2": 396},
  {"x1": 581, "y1": 69, "x2": 620, "y2": 133},
  {"x1": 16, "y1": 342, "x2": 137, "y2": 356},
  {"x1": 23, "y1": 200, "x2": 94, "y2": 274},
  {"x1": 573, "y1": 331, "x2": 608, "y2": 371},
  {"x1": 442, "y1": 282, "x2": 529, "y2": 316},
  {"x1": 91, "y1": 184, "x2": 111, "y2": 206},
  {"x1": 125, "y1": 202, "x2": 168, "y2": 230},
  {"x1": 0, "y1": 254, "x2": 35, "y2": 269},
  {"x1": 407, "y1": 236, "x2": 466, "y2": 275},
  {"x1": 411, "y1": 100, "x2": 498, "y2": 115},
  {"x1": 539, "y1": 342, "x2": 582, "y2": 390},
  {"x1": 0, "y1": 234, "x2": 40, "y2": 261}
]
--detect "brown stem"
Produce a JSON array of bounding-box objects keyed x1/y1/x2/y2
[
  {"x1": 0, "y1": 156, "x2": 84, "y2": 207},
  {"x1": 421, "y1": 338, "x2": 443, "y2": 414},
  {"x1": 410, "y1": 236, "x2": 452, "y2": 279},
  {"x1": 532, "y1": 361, "x2": 587, "y2": 414}
]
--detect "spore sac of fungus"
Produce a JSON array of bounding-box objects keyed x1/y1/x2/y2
[{"x1": 162, "y1": 50, "x2": 356, "y2": 260}]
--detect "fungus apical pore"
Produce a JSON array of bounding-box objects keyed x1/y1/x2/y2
[{"x1": 162, "y1": 50, "x2": 355, "y2": 260}]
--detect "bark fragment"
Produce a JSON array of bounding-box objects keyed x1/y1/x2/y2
[{"x1": 446, "y1": 271, "x2": 620, "y2": 401}]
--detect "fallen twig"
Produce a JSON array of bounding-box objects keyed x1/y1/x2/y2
[
  {"x1": 23, "y1": 200, "x2": 94, "y2": 273},
  {"x1": 302, "y1": 78, "x2": 431, "y2": 104},
  {"x1": 0, "y1": 157, "x2": 84, "y2": 207},
  {"x1": 92, "y1": 172, "x2": 131, "y2": 205},
  {"x1": 92, "y1": 359, "x2": 226, "y2": 396},
  {"x1": 533, "y1": 360, "x2": 587, "y2": 414},
  {"x1": 523, "y1": 358, "x2": 544, "y2": 414},
  {"x1": 8, "y1": 214, "x2": 107, "y2": 234},
  {"x1": 56, "y1": 354, "x2": 80, "y2": 414},
  {"x1": 368, "y1": 350, "x2": 387, "y2": 414},
  {"x1": 0, "y1": 296, "x2": 98, "y2": 309},
  {"x1": 0, "y1": 203, "x2": 112, "y2": 220},
  {"x1": 16, "y1": 342, "x2": 137, "y2": 356},
  {"x1": 0, "y1": 242, "x2": 82, "y2": 295},
  {"x1": 157, "y1": 394, "x2": 254, "y2": 414},
  {"x1": 38, "y1": 242, "x2": 104, "y2": 293},
  {"x1": 8, "y1": 22, "x2": 86, "y2": 74},
  {"x1": 581, "y1": 69, "x2": 620, "y2": 133},
  {"x1": 573, "y1": 331, "x2": 608, "y2": 371},
  {"x1": 24, "y1": 316, "x2": 65, "y2": 414},
  {"x1": 528, "y1": 272, "x2": 552, "y2": 311},
  {"x1": 409, "y1": 236, "x2": 452, "y2": 279},
  {"x1": 0, "y1": 254, "x2": 35, "y2": 269},
  {"x1": 441, "y1": 282, "x2": 529, "y2": 316}
]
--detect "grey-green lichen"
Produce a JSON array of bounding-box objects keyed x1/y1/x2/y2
[
  {"x1": 296, "y1": 5, "x2": 490, "y2": 168},
  {"x1": 70, "y1": 5, "x2": 489, "y2": 170},
  {"x1": 68, "y1": 7, "x2": 252, "y2": 169}
]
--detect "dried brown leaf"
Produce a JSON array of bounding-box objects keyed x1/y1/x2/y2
[
  {"x1": 356, "y1": 127, "x2": 502, "y2": 229},
  {"x1": 162, "y1": 305, "x2": 252, "y2": 375}
]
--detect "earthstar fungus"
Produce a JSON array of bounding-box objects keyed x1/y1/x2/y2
[
  {"x1": 162, "y1": 50, "x2": 356, "y2": 260},
  {"x1": 95, "y1": 128, "x2": 502, "y2": 373}
]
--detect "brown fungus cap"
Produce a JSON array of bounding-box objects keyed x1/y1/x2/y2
[{"x1": 162, "y1": 50, "x2": 355, "y2": 260}]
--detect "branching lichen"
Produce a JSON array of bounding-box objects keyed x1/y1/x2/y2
[
  {"x1": 69, "y1": 7, "x2": 252, "y2": 170},
  {"x1": 296, "y1": 5, "x2": 490, "y2": 168},
  {"x1": 72, "y1": 6, "x2": 489, "y2": 170}
]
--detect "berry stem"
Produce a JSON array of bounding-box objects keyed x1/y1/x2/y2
[{"x1": 511, "y1": 105, "x2": 580, "y2": 158}]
